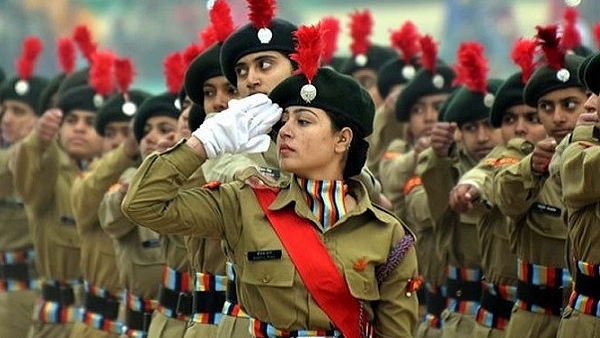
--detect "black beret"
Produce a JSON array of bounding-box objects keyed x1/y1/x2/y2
[
  {"x1": 38, "y1": 73, "x2": 66, "y2": 112},
  {"x1": 185, "y1": 43, "x2": 223, "y2": 106},
  {"x1": 133, "y1": 92, "x2": 181, "y2": 143},
  {"x1": 581, "y1": 52, "x2": 600, "y2": 95},
  {"x1": 490, "y1": 72, "x2": 529, "y2": 128},
  {"x1": 95, "y1": 89, "x2": 151, "y2": 136},
  {"x1": 340, "y1": 45, "x2": 397, "y2": 77},
  {"x1": 187, "y1": 103, "x2": 206, "y2": 131},
  {"x1": 57, "y1": 85, "x2": 105, "y2": 114},
  {"x1": 443, "y1": 79, "x2": 504, "y2": 126},
  {"x1": 220, "y1": 19, "x2": 297, "y2": 86},
  {"x1": 523, "y1": 54, "x2": 584, "y2": 107},
  {"x1": 376, "y1": 57, "x2": 422, "y2": 99},
  {"x1": 0, "y1": 67, "x2": 5, "y2": 85},
  {"x1": 56, "y1": 68, "x2": 90, "y2": 100},
  {"x1": 1, "y1": 76, "x2": 49, "y2": 115},
  {"x1": 270, "y1": 67, "x2": 375, "y2": 138},
  {"x1": 395, "y1": 65, "x2": 456, "y2": 122}
]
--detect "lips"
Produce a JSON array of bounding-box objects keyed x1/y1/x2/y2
[
  {"x1": 278, "y1": 144, "x2": 293, "y2": 155},
  {"x1": 552, "y1": 129, "x2": 571, "y2": 138}
]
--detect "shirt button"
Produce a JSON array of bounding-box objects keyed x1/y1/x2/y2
[{"x1": 262, "y1": 275, "x2": 271, "y2": 283}]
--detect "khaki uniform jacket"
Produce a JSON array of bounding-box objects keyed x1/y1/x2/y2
[
  {"x1": 493, "y1": 142, "x2": 567, "y2": 269},
  {"x1": 366, "y1": 105, "x2": 406, "y2": 181},
  {"x1": 0, "y1": 144, "x2": 31, "y2": 251},
  {"x1": 418, "y1": 147, "x2": 481, "y2": 269},
  {"x1": 121, "y1": 141, "x2": 419, "y2": 337},
  {"x1": 378, "y1": 139, "x2": 414, "y2": 219},
  {"x1": 99, "y1": 167, "x2": 165, "y2": 299},
  {"x1": 71, "y1": 145, "x2": 137, "y2": 294},
  {"x1": 13, "y1": 133, "x2": 81, "y2": 281},
  {"x1": 458, "y1": 139, "x2": 531, "y2": 286}
]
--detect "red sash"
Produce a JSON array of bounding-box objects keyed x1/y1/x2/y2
[{"x1": 253, "y1": 188, "x2": 366, "y2": 338}]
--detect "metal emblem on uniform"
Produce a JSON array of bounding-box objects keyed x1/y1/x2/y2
[
  {"x1": 520, "y1": 141, "x2": 534, "y2": 155},
  {"x1": 300, "y1": 83, "x2": 317, "y2": 103},
  {"x1": 174, "y1": 98, "x2": 181, "y2": 110},
  {"x1": 354, "y1": 54, "x2": 368, "y2": 67},
  {"x1": 483, "y1": 93, "x2": 495, "y2": 108},
  {"x1": 402, "y1": 65, "x2": 416, "y2": 80},
  {"x1": 93, "y1": 94, "x2": 104, "y2": 108},
  {"x1": 122, "y1": 102, "x2": 137, "y2": 116},
  {"x1": 556, "y1": 68, "x2": 570, "y2": 83},
  {"x1": 432, "y1": 74, "x2": 444, "y2": 89},
  {"x1": 14, "y1": 80, "x2": 29, "y2": 96},
  {"x1": 257, "y1": 28, "x2": 273, "y2": 44}
]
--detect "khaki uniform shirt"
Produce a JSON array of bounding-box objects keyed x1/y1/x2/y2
[
  {"x1": 71, "y1": 145, "x2": 137, "y2": 294},
  {"x1": 366, "y1": 105, "x2": 406, "y2": 181},
  {"x1": 121, "y1": 141, "x2": 419, "y2": 337},
  {"x1": 378, "y1": 139, "x2": 413, "y2": 219},
  {"x1": 13, "y1": 133, "x2": 81, "y2": 281},
  {"x1": 0, "y1": 145, "x2": 31, "y2": 251}
]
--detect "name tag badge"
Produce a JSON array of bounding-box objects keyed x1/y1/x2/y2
[
  {"x1": 531, "y1": 202, "x2": 561, "y2": 217},
  {"x1": 259, "y1": 167, "x2": 280, "y2": 181},
  {"x1": 247, "y1": 250, "x2": 282, "y2": 261}
]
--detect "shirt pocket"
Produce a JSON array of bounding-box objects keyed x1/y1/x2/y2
[
  {"x1": 240, "y1": 258, "x2": 295, "y2": 288},
  {"x1": 343, "y1": 266, "x2": 380, "y2": 301}
]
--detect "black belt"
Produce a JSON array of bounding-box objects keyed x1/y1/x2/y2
[
  {"x1": 426, "y1": 289, "x2": 446, "y2": 316},
  {"x1": 0, "y1": 263, "x2": 30, "y2": 280},
  {"x1": 84, "y1": 292, "x2": 120, "y2": 320},
  {"x1": 575, "y1": 271, "x2": 600, "y2": 299},
  {"x1": 42, "y1": 283, "x2": 75, "y2": 305},
  {"x1": 446, "y1": 279, "x2": 482, "y2": 302},
  {"x1": 193, "y1": 290, "x2": 226, "y2": 314},
  {"x1": 480, "y1": 288, "x2": 513, "y2": 320},
  {"x1": 158, "y1": 285, "x2": 192, "y2": 316},
  {"x1": 125, "y1": 308, "x2": 152, "y2": 332},
  {"x1": 226, "y1": 279, "x2": 237, "y2": 304},
  {"x1": 516, "y1": 280, "x2": 563, "y2": 315}
]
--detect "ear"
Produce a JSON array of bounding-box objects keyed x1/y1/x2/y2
[{"x1": 335, "y1": 127, "x2": 353, "y2": 153}]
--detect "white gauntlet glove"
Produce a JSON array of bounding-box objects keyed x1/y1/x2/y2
[{"x1": 192, "y1": 93, "x2": 282, "y2": 158}]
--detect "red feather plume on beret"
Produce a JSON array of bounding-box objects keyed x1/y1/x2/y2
[
  {"x1": 510, "y1": 38, "x2": 537, "y2": 84},
  {"x1": 454, "y1": 42, "x2": 488, "y2": 95},
  {"x1": 89, "y1": 50, "x2": 116, "y2": 96},
  {"x1": 198, "y1": 25, "x2": 218, "y2": 50},
  {"x1": 290, "y1": 23, "x2": 322, "y2": 85},
  {"x1": 114, "y1": 58, "x2": 135, "y2": 95},
  {"x1": 73, "y1": 25, "x2": 97, "y2": 63},
  {"x1": 320, "y1": 16, "x2": 340, "y2": 66},
  {"x1": 163, "y1": 52, "x2": 186, "y2": 95},
  {"x1": 389, "y1": 21, "x2": 420, "y2": 64},
  {"x1": 57, "y1": 37, "x2": 76, "y2": 75},
  {"x1": 247, "y1": 0, "x2": 276, "y2": 29},
  {"x1": 592, "y1": 22, "x2": 600, "y2": 51},
  {"x1": 348, "y1": 9, "x2": 373, "y2": 57},
  {"x1": 561, "y1": 7, "x2": 581, "y2": 51},
  {"x1": 536, "y1": 25, "x2": 565, "y2": 71},
  {"x1": 419, "y1": 35, "x2": 437, "y2": 74},
  {"x1": 182, "y1": 43, "x2": 204, "y2": 68},
  {"x1": 210, "y1": 0, "x2": 235, "y2": 43},
  {"x1": 16, "y1": 36, "x2": 43, "y2": 81}
]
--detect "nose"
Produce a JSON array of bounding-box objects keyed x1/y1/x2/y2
[
  {"x1": 514, "y1": 116, "x2": 527, "y2": 136},
  {"x1": 476, "y1": 125, "x2": 490, "y2": 143},
  {"x1": 424, "y1": 105, "x2": 438, "y2": 123},
  {"x1": 213, "y1": 91, "x2": 229, "y2": 112},
  {"x1": 552, "y1": 106, "x2": 568, "y2": 124}
]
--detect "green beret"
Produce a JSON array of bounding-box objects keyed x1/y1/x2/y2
[
  {"x1": 220, "y1": 19, "x2": 297, "y2": 86},
  {"x1": 95, "y1": 89, "x2": 151, "y2": 136},
  {"x1": 57, "y1": 85, "x2": 105, "y2": 114},
  {"x1": 185, "y1": 43, "x2": 223, "y2": 106},
  {"x1": 0, "y1": 76, "x2": 49, "y2": 115},
  {"x1": 395, "y1": 65, "x2": 456, "y2": 122},
  {"x1": 376, "y1": 57, "x2": 421, "y2": 99},
  {"x1": 187, "y1": 104, "x2": 206, "y2": 131},
  {"x1": 270, "y1": 67, "x2": 375, "y2": 138},
  {"x1": 340, "y1": 45, "x2": 397, "y2": 77},
  {"x1": 581, "y1": 52, "x2": 600, "y2": 95},
  {"x1": 133, "y1": 92, "x2": 181, "y2": 143},
  {"x1": 56, "y1": 68, "x2": 90, "y2": 100},
  {"x1": 443, "y1": 79, "x2": 504, "y2": 126},
  {"x1": 523, "y1": 54, "x2": 584, "y2": 107},
  {"x1": 489, "y1": 72, "x2": 530, "y2": 128}
]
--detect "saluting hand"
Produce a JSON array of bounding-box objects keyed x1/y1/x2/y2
[
  {"x1": 576, "y1": 111, "x2": 600, "y2": 127},
  {"x1": 430, "y1": 122, "x2": 457, "y2": 158},
  {"x1": 36, "y1": 109, "x2": 63, "y2": 145},
  {"x1": 449, "y1": 183, "x2": 480, "y2": 213},
  {"x1": 531, "y1": 138, "x2": 556, "y2": 175}
]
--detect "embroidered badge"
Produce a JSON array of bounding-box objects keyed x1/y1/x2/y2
[
  {"x1": 202, "y1": 180, "x2": 221, "y2": 189},
  {"x1": 353, "y1": 257, "x2": 368, "y2": 272},
  {"x1": 405, "y1": 275, "x2": 424, "y2": 297},
  {"x1": 578, "y1": 141, "x2": 594, "y2": 149},
  {"x1": 403, "y1": 176, "x2": 422, "y2": 196},
  {"x1": 382, "y1": 151, "x2": 401, "y2": 160}
]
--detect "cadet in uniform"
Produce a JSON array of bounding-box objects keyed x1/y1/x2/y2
[
  {"x1": 122, "y1": 22, "x2": 419, "y2": 337},
  {"x1": 493, "y1": 26, "x2": 587, "y2": 338},
  {"x1": 417, "y1": 42, "x2": 503, "y2": 338},
  {"x1": 0, "y1": 36, "x2": 47, "y2": 337}
]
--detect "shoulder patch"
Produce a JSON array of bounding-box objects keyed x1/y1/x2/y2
[
  {"x1": 482, "y1": 158, "x2": 498, "y2": 166},
  {"x1": 494, "y1": 157, "x2": 520, "y2": 167},
  {"x1": 202, "y1": 180, "x2": 222, "y2": 189},
  {"x1": 106, "y1": 183, "x2": 122, "y2": 194},
  {"x1": 403, "y1": 176, "x2": 422, "y2": 196},
  {"x1": 578, "y1": 141, "x2": 594, "y2": 149},
  {"x1": 382, "y1": 151, "x2": 401, "y2": 160}
]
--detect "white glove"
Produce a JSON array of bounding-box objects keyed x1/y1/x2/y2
[{"x1": 192, "y1": 94, "x2": 282, "y2": 158}]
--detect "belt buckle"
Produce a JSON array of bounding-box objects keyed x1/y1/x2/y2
[
  {"x1": 59, "y1": 285, "x2": 74, "y2": 305},
  {"x1": 176, "y1": 292, "x2": 192, "y2": 316}
]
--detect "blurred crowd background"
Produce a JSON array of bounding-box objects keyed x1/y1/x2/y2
[{"x1": 2, "y1": 0, "x2": 599, "y2": 93}]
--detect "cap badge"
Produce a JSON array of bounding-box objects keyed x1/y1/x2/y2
[
  {"x1": 483, "y1": 93, "x2": 495, "y2": 108},
  {"x1": 174, "y1": 98, "x2": 182, "y2": 111},
  {"x1": 14, "y1": 80, "x2": 29, "y2": 96},
  {"x1": 300, "y1": 83, "x2": 317, "y2": 103},
  {"x1": 354, "y1": 54, "x2": 368, "y2": 67},
  {"x1": 402, "y1": 65, "x2": 416, "y2": 80},
  {"x1": 93, "y1": 94, "x2": 104, "y2": 108},
  {"x1": 122, "y1": 102, "x2": 137, "y2": 116},
  {"x1": 257, "y1": 28, "x2": 273, "y2": 44},
  {"x1": 556, "y1": 68, "x2": 570, "y2": 83},
  {"x1": 432, "y1": 74, "x2": 444, "y2": 89}
]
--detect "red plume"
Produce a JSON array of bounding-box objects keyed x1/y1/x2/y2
[
  {"x1": 536, "y1": 25, "x2": 565, "y2": 71},
  {"x1": 247, "y1": 0, "x2": 276, "y2": 29},
  {"x1": 290, "y1": 23, "x2": 322, "y2": 84},
  {"x1": 198, "y1": 25, "x2": 218, "y2": 49},
  {"x1": 16, "y1": 36, "x2": 43, "y2": 81},
  {"x1": 320, "y1": 16, "x2": 340, "y2": 65},
  {"x1": 57, "y1": 37, "x2": 76, "y2": 75},
  {"x1": 348, "y1": 9, "x2": 373, "y2": 57},
  {"x1": 114, "y1": 58, "x2": 135, "y2": 94},
  {"x1": 210, "y1": 0, "x2": 235, "y2": 43},
  {"x1": 73, "y1": 25, "x2": 97, "y2": 63},
  {"x1": 163, "y1": 52, "x2": 185, "y2": 95},
  {"x1": 419, "y1": 35, "x2": 437, "y2": 74},
  {"x1": 89, "y1": 50, "x2": 116, "y2": 96},
  {"x1": 389, "y1": 21, "x2": 420, "y2": 64},
  {"x1": 561, "y1": 7, "x2": 581, "y2": 51},
  {"x1": 593, "y1": 22, "x2": 600, "y2": 50},
  {"x1": 511, "y1": 38, "x2": 537, "y2": 84},
  {"x1": 454, "y1": 42, "x2": 488, "y2": 94},
  {"x1": 182, "y1": 43, "x2": 204, "y2": 67}
]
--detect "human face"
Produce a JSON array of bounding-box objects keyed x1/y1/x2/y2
[
  {"x1": 584, "y1": 91, "x2": 600, "y2": 116},
  {"x1": 59, "y1": 110, "x2": 103, "y2": 161},
  {"x1": 178, "y1": 96, "x2": 192, "y2": 139},
  {"x1": 459, "y1": 118, "x2": 503, "y2": 161},
  {"x1": 203, "y1": 76, "x2": 238, "y2": 113},
  {"x1": 0, "y1": 100, "x2": 38, "y2": 143},
  {"x1": 277, "y1": 106, "x2": 350, "y2": 180},
  {"x1": 408, "y1": 93, "x2": 447, "y2": 141},
  {"x1": 352, "y1": 68, "x2": 383, "y2": 109},
  {"x1": 139, "y1": 115, "x2": 177, "y2": 159},
  {"x1": 537, "y1": 87, "x2": 586, "y2": 143},
  {"x1": 500, "y1": 104, "x2": 546, "y2": 144},
  {"x1": 235, "y1": 51, "x2": 294, "y2": 98},
  {"x1": 102, "y1": 120, "x2": 130, "y2": 153}
]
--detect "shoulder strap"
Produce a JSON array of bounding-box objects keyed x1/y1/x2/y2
[{"x1": 252, "y1": 188, "x2": 365, "y2": 338}]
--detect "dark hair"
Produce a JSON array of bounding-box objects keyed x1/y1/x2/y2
[{"x1": 327, "y1": 109, "x2": 368, "y2": 178}]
